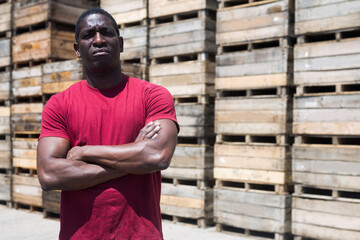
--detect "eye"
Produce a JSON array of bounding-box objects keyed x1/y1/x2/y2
[
  {"x1": 82, "y1": 31, "x2": 95, "y2": 39},
  {"x1": 101, "y1": 29, "x2": 116, "y2": 37}
]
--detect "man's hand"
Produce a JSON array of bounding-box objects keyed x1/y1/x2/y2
[{"x1": 67, "y1": 121, "x2": 161, "y2": 161}]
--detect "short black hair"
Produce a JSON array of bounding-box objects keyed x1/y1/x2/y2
[{"x1": 75, "y1": 8, "x2": 120, "y2": 42}]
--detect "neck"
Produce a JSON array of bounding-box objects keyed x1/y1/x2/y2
[{"x1": 84, "y1": 66, "x2": 123, "y2": 89}]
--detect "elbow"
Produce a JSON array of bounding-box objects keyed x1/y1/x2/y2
[
  {"x1": 38, "y1": 171, "x2": 59, "y2": 191},
  {"x1": 150, "y1": 150, "x2": 173, "y2": 171}
]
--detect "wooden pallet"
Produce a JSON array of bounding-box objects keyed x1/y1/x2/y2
[
  {"x1": 121, "y1": 62, "x2": 147, "y2": 81},
  {"x1": 13, "y1": 0, "x2": 97, "y2": 29},
  {"x1": 0, "y1": 171, "x2": 11, "y2": 203},
  {"x1": 216, "y1": 43, "x2": 293, "y2": 91},
  {"x1": 161, "y1": 167, "x2": 213, "y2": 185},
  {"x1": 0, "y1": 106, "x2": 10, "y2": 135},
  {"x1": 293, "y1": 143, "x2": 360, "y2": 194},
  {"x1": 295, "y1": 35, "x2": 360, "y2": 91},
  {"x1": 161, "y1": 182, "x2": 213, "y2": 228},
  {"x1": 12, "y1": 65, "x2": 42, "y2": 97},
  {"x1": 101, "y1": 0, "x2": 147, "y2": 25},
  {"x1": 12, "y1": 174, "x2": 43, "y2": 208},
  {"x1": 12, "y1": 137, "x2": 38, "y2": 171},
  {"x1": 42, "y1": 59, "x2": 83, "y2": 94},
  {"x1": 121, "y1": 23, "x2": 148, "y2": 62},
  {"x1": 214, "y1": 188, "x2": 291, "y2": 237},
  {"x1": 217, "y1": 0, "x2": 294, "y2": 46},
  {"x1": 175, "y1": 103, "x2": 214, "y2": 138},
  {"x1": 214, "y1": 143, "x2": 291, "y2": 192},
  {"x1": 0, "y1": 69, "x2": 10, "y2": 100},
  {"x1": 295, "y1": 0, "x2": 360, "y2": 36},
  {"x1": 0, "y1": 135, "x2": 11, "y2": 169},
  {"x1": 43, "y1": 190, "x2": 61, "y2": 217},
  {"x1": 12, "y1": 24, "x2": 76, "y2": 64},
  {"x1": 11, "y1": 100, "x2": 43, "y2": 134},
  {"x1": 150, "y1": 10, "x2": 216, "y2": 59},
  {"x1": 150, "y1": 59, "x2": 215, "y2": 98},
  {"x1": 293, "y1": 94, "x2": 360, "y2": 136},
  {"x1": 0, "y1": 1, "x2": 11, "y2": 34},
  {"x1": 215, "y1": 96, "x2": 291, "y2": 136},
  {"x1": 292, "y1": 196, "x2": 360, "y2": 240},
  {"x1": 0, "y1": 38, "x2": 10, "y2": 68},
  {"x1": 149, "y1": 0, "x2": 217, "y2": 19}
]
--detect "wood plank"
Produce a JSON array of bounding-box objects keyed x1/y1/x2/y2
[
  {"x1": 101, "y1": 0, "x2": 147, "y2": 14},
  {"x1": 151, "y1": 30, "x2": 215, "y2": 48},
  {"x1": 13, "y1": 193, "x2": 42, "y2": 207},
  {"x1": 215, "y1": 74, "x2": 288, "y2": 90},
  {"x1": 294, "y1": 69, "x2": 360, "y2": 86},
  {"x1": 0, "y1": 39, "x2": 10, "y2": 58},
  {"x1": 294, "y1": 159, "x2": 360, "y2": 176},
  {"x1": 161, "y1": 182, "x2": 212, "y2": 200},
  {"x1": 42, "y1": 81, "x2": 79, "y2": 94},
  {"x1": 214, "y1": 167, "x2": 288, "y2": 185},
  {"x1": 0, "y1": 107, "x2": 10, "y2": 117},
  {"x1": 161, "y1": 195, "x2": 205, "y2": 209},
  {"x1": 112, "y1": 8, "x2": 147, "y2": 24},
  {"x1": 216, "y1": 122, "x2": 286, "y2": 135},
  {"x1": 150, "y1": 61, "x2": 215, "y2": 77},
  {"x1": 216, "y1": 97, "x2": 287, "y2": 111},
  {"x1": 294, "y1": 109, "x2": 360, "y2": 122},
  {"x1": 293, "y1": 122, "x2": 360, "y2": 135},
  {"x1": 11, "y1": 103, "x2": 43, "y2": 114},
  {"x1": 160, "y1": 204, "x2": 207, "y2": 219},
  {"x1": 161, "y1": 167, "x2": 213, "y2": 180},
  {"x1": 0, "y1": 174, "x2": 11, "y2": 201},
  {"x1": 171, "y1": 144, "x2": 213, "y2": 168},
  {"x1": 149, "y1": 0, "x2": 217, "y2": 18},
  {"x1": 150, "y1": 41, "x2": 216, "y2": 59},
  {"x1": 295, "y1": 94, "x2": 360, "y2": 109},
  {"x1": 13, "y1": 158, "x2": 37, "y2": 170}
]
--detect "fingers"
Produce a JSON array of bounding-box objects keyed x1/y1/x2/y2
[{"x1": 144, "y1": 121, "x2": 160, "y2": 139}]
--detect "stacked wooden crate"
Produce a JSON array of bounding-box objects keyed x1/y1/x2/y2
[
  {"x1": 0, "y1": 0, "x2": 12, "y2": 207},
  {"x1": 292, "y1": 1, "x2": 360, "y2": 239},
  {"x1": 214, "y1": 0, "x2": 294, "y2": 238},
  {"x1": 149, "y1": 0, "x2": 217, "y2": 227},
  {"x1": 101, "y1": 0, "x2": 149, "y2": 80},
  {"x1": 11, "y1": 0, "x2": 96, "y2": 212}
]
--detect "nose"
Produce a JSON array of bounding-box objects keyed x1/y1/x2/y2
[{"x1": 93, "y1": 32, "x2": 106, "y2": 47}]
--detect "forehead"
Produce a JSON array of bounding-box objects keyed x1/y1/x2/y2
[{"x1": 79, "y1": 13, "x2": 115, "y2": 31}]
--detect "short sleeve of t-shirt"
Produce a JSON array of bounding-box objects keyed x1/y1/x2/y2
[
  {"x1": 40, "y1": 95, "x2": 70, "y2": 141},
  {"x1": 145, "y1": 83, "x2": 179, "y2": 132}
]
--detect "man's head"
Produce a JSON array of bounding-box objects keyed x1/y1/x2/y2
[{"x1": 74, "y1": 8, "x2": 123, "y2": 72}]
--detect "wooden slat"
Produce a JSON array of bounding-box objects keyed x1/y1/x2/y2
[
  {"x1": 0, "y1": 1, "x2": 11, "y2": 32},
  {"x1": 171, "y1": 144, "x2": 213, "y2": 168},
  {"x1": 0, "y1": 174, "x2": 11, "y2": 201}
]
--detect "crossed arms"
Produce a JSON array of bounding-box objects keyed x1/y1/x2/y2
[{"x1": 36, "y1": 119, "x2": 178, "y2": 191}]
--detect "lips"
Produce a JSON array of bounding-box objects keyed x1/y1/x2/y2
[{"x1": 92, "y1": 49, "x2": 110, "y2": 56}]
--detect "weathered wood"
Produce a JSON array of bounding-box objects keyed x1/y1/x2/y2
[
  {"x1": 0, "y1": 139, "x2": 11, "y2": 169},
  {"x1": 150, "y1": 60, "x2": 215, "y2": 97},
  {"x1": 43, "y1": 190, "x2": 61, "y2": 214},
  {"x1": 295, "y1": 0, "x2": 360, "y2": 35},
  {"x1": 12, "y1": 28, "x2": 76, "y2": 63},
  {"x1": 101, "y1": 0, "x2": 147, "y2": 24},
  {"x1": 215, "y1": 97, "x2": 290, "y2": 135},
  {"x1": 121, "y1": 25, "x2": 148, "y2": 60},
  {"x1": 150, "y1": 17, "x2": 216, "y2": 58},
  {"x1": 0, "y1": 106, "x2": 10, "y2": 135},
  {"x1": 0, "y1": 71, "x2": 10, "y2": 100},
  {"x1": 294, "y1": 94, "x2": 360, "y2": 135},
  {"x1": 161, "y1": 166, "x2": 213, "y2": 181},
  {"x1": 13, "y1": 0, "x2": 97, "y2": 28},
  {"x1": 12, "y1": 66, "x2": 42, "y2": 97},
  {"x1": 171, "y1": 144, "x2": 213, "y2": 168},
  {"x1": 0, "y1": 38, "x2": 10, "y2": 68},
  {"x1": 217, "y1": 0, "x2": 293, "y2": 45},
  {"x1": 149, "y1": 0, "x2": 217, "y2": 18},
  {"x1": 122, "y1": 63, "x2": 147, "y2": 80},
  {"x1": 42, "y1": 59, "x2": 82, "y2": 93},
  {"x1": 13, "y1": 174, "x2": 42, "y2": 207},
  {"x1": 0, "y1": 1, "x2": 11, "y2": 33},
  {"x1": 0, "y1": 173, "x2": 11, "y2": 201},
  {"x1": 161, "y1": 204, "x2": 211, "y2": 219}
]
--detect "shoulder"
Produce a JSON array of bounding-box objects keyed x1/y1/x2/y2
[
  {"x1": 127, "y1": 76, "x2": 171, "y2": 97},
  {"x1": 44, "y1": 80, "x2": 84, "y2": 109}
]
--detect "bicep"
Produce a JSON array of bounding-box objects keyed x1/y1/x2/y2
[{"x1": 152, "y1": 119, "x2": 178, "y2": 155}]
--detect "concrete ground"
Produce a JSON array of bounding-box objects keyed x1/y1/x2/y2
[{"x1": 0, "y1": 205, "x2": 248, "y2": 240}]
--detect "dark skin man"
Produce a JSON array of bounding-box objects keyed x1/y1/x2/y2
[{"x1": 37, "y1": 13, "x2": 178, "y2": 191}]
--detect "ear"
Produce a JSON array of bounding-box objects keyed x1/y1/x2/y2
[
  {"x1": 119, "y1": 36, "x2": 124, "y2": 53},
  {"x1": 74, "y1": 42, "x2": 81, "y2": 58}
]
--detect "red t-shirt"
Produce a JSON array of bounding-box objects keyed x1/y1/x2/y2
[{"x1": 40, "y1": 75, "x2": 178, "y2": 239}]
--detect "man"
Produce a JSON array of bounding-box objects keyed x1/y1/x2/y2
[{"x1": 37, "y1": 8, "x2": 178, "y2": 239}]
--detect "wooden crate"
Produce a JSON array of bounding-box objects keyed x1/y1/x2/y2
[
  {"x1": 12, "y1": 66, "x2": 42, "y2": 97},
  {"x1": 149, "y1": 0, "x2": 217, "y2": 18},
  {"x1": 0, "y1": 173, "x2": 11, "y2": 203},
  {"x1": 216, "y1": 46, "x2": 292, "y2": 91},
  {"x1": 295, "y1": 0, "x2": 360, "y2": 36},
  {"x1": 122, "y1": 62, "x2": 147, "y2": 80},
  {"x1": 176, "y1": 103, "x2": 214, "y2": 138},
  {"x1": 42, "y1": 59, "x2": 83, "y2": 94},
  {"x1": 214, "y1": 188, "x2": 291, "y2": 239},
  {"x1": 150, "y1": 14, "x2": 216, "y2": 59},
  {"x1": 101, "y1": 0, "x2": 147, "y2": 24},
  {"x1": 121, "y1": 24, "x2": 148, "y2": 62},
  {"x1": 0, "y1": 38, "x2": 10, "y2": 68},
  {"x1": 292, "y1": 196, "x2": 360, "y2": 240},
  {"x1": 293, "y1": 94, "x2": 360, "y2": 136},
  {"x1": 0, "y1": 1, "x2": 11, "y2": 33},
  {"x1": 13, "y1": 138, "x2": 38, "y2": 171},
  {"x1": 13, "y1": 0, "x2": 97, "y2": 29},
  {"x1": 295, "y1": 37, "x2": 360, "y2": 93},
  {"x1": 43, "y1": 190, "x2": 61, "y2": 216},
  {"x1": 0, "y1": 106, "x2": 10, "y2": 135},
  {"x1": 0, "y1": 70, "x2": 10, "y2": 101},
  {"x1": 215, "y1": 96, "x2": 291, "y2": 136},
  {"x1": 217, "y1": 0, "x2": 294, "y2": 46},
  {"x1": 12, "y1": 174, "x2": 42, "y2": 208},
  {"x1": 150, "y1": 60, "x2": 215, "y2": 98},
  {"x1": 11, "y1": 102, "x2": 43, "y2": 134},
  {"x1": 293, "y1": 144, "x2": 360, "y2": 192},
  {"x1": 12, "y1": 28, "x2": 76, "y2": 64},
  {"x1": 0, "y1": 137, "x2": 11, "y2": 169},
  {"x1": 214, "y1": 143, "x2": 291, "y2": 193},
  {"x1": 161, "y1": 182, "x2": 213, "y2": 228}
]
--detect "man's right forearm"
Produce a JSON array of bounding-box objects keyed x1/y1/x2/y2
[{"x1": 38, "y1": 157, "x2": 125, "y2": 191}]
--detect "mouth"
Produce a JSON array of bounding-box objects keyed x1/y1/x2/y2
[{"x1": 92, "y1": 49, "x2": 110, "y2": 56}]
